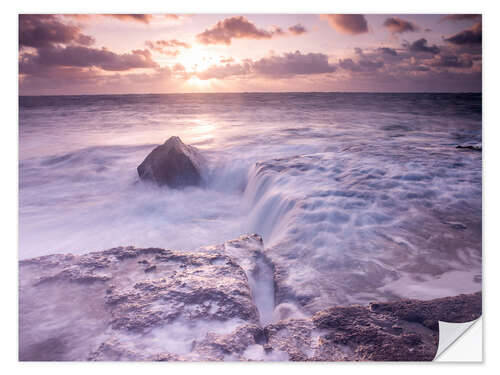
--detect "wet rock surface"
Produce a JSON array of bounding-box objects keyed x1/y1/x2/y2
[
  {"x1": 19, "y1": 234, "x2": 481, "y2": 361},
  {"x1": 137, "y1": 136, "x2": 205, "y2": 188},
  {"x1": 456, "y1": 143, "x2": 482, "y2": 151},
  {"x1": 264, "y1": 292, "x2": 481, "y2": 361}
]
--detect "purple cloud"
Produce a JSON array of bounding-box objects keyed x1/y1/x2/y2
[
  {"x1": 196, "y1": 16, "x2": 275, "y2": 45},
  {"x1": 407, "y1": 38, "x2": 440, "y2": 54},
  {"x1": 431, "y1": 54, "x2": 473, "y2": 68},
  {"x1": 339, "y1": 58, "x2": 384, "y2": 72},
  {"x1": 196, "y1": 62, "x2": 251, "y2": 80},
  {"x1": 441, "y1": 14, "x2": 481, "y2": 22},
  {"x1": 288, "y1": 24, "x2": 307, "y2": 35},
  {"x1": 195, "y1": 51, "x2": 336, "y2": 79},
  {"x1": 19, "y1": 14, "x2": 95, "y2": 48},
  {"x1": 252, "y1": 51, "x2": 336, "y2": 76},
  {"x1": 20, "y1": 45, "x2": 158, "y2": 72},
  {"x1": 196, "y1": 17, "x2": 308, "y2": 45},
  {"x1": 377, "y1": 47, "x2": 398, "y2": 56},
  {"x1": 444, "y1": 22, "x2": 482, "y2": 45}
]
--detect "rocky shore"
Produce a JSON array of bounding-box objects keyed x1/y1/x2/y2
[{"x1": 19, "y1": 234, "x2": 481, "y2": 361}]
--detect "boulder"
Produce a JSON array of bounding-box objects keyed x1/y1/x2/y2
[{"x1": 137, "y1": 136, "x2": 204, "y2": 188}]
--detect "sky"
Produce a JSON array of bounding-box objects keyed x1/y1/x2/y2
[{"x1": 19, "y1": 14, "x2": 482, "y2": 95}]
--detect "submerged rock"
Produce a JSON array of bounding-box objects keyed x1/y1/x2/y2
[
  {"x1": 456, "y1": 143, "x2": 482, "y2": 151},
  {"x1": 19, "y1": 235, "x2": 481, "y2": 361},
  {"x1": 137, "y1": 136, "x2": 204, "y2": 188}
]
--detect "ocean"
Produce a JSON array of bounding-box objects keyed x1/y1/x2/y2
[{"x1": 19, "y1": 92, "x2": 482, "y2": 308}]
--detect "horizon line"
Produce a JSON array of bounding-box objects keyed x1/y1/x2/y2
[{"x1": 19, "y1": 90, "x2": 483, "y2": 97}]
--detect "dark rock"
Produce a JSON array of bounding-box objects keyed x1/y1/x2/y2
[
  {"x1": 367, "y1": 292, "x2": 482, "y2": 331},
  {"x1": 137, "y1": 136, "x2": 205, "y2": 188},
  {"x1": 266, "y1": 292, "x2": 481, "y2": 361},
  {"x1": 144, "y1": 265, "x2": 156, "y2": 273},
  {"x1": 456, "y1": 144, "x2": 482, "y2": 151},
  {"x1": 445, "y1": 221, "x2": 467, "y2": 230}
]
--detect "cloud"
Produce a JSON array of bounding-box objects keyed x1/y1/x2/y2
[
  {"x1": 196, "y1": 17, "x2": 311, "y2": 45},
  {"x1": 164, "y1": 15, "x2": 181, "y2": 20},
  {"x1": 441, "y1": 14, "x2": 481, "y2": 22},
  {"x1": 20, "y1": 45, "x2": 158, "y2": 73},
  {"x1": 196, "y1": 62, "x2": 251, "y2": 80},
  {"x1": 145, "y1": 39, "x2": 190, "y2": 56},
  {"x1": 407, "y1": 38, "x2": 440, "y2": 54},
  {"x1": 107, "y1": 14, "x2": 153, "y2": 24},
  {"x1": 288, "y1": 24, "x2": 307, "y2": 35},
  {"x1": 320, "y1": 14, "x2": 368, "y2": 35},
  {"x1": 63, "y1": 14, "x2": 186, "y2": 24},
  {"x1": 430, "y1": 54, "x2": 473, "y2": 68},
  {"x1": 196, "y1": 16, "x2": 276, "y2": 45},
  {"x1": 252, "y1": 51, "x2": 336, "y2": 76},
  {"x1": 20, "y1": 65, "x2": 177, "y2": 95},
  {"x1": 338, "y1": 58, "x2": 384, "y2": 72},
  {"x1": 194, "y1": 50, "x2": 336, "y2": 80},
  {"x1": 377, "y1": 47, "x2": 398, "y2": 56},
  {"x1": 220, "y1": 57, "x2": 235, "y2": 63},
  {"x1": 19, "y1": 14, "x2": 95, "y2": 48},
  {"x1": 383, "y1": 17, "x2": 419, "y2": 34},
  {"x1": 444, "y1": 22, "x2": 482, "y2": 45}
]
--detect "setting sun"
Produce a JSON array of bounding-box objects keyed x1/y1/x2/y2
[
  {"x1": 186, "y1": 76, "x2": 213, "y2": 87},
  {"x1": 176, "y1": 47, "x2": 219, "y2": 72}
]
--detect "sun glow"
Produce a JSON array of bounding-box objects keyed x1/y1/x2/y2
[
  {"x1": 186, "y1": 119, "x2": 216, "y2": 142},
  {"x1": 177, "y1": 47, "x2": 219, "y2": 72},
  {"x1": 186, "y1": 76, "x2": 213, "y2": 88}
]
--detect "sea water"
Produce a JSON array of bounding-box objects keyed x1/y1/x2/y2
[{"x1": 19, "y1": 93, "x2": 482, "y2": 305}]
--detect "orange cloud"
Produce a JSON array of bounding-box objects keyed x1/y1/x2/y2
[
  {"x1": 320, "y1": 14, "x2": 369, "y2": 35},
  {"x1": 383, "y1": 17, "x2": 420, "y2": 34},
  {"x1": 145, "y1": 39, "x2": 191, "y2": 56}
]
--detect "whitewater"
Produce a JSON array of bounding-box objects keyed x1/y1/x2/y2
[{"x1": 19, "y1": 92, "x2": 482, "y2": 312}]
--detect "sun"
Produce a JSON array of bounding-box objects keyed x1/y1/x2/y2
[
  {"x1": 186, "y1": 76, "x2": 212, "y2": 88},
  {"x1": 176, "y1": 47, "x2": 219, "y2": 72}
]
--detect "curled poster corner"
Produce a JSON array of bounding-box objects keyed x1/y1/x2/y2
[{"x1": 434, "y1": 317, "x2": 482, "y2": 362}]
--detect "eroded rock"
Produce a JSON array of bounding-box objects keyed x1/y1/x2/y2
[
  {"x1": 265, "y1": 292, "x2": 481, "y2": 361},
  {"x1": 19, "y1": 234, "x2": 481, "y2": 362},
  {"x1": 19, "y1": 236, "x2": 260, "y2": 361}
]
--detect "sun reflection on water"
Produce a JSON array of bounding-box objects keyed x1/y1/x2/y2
[{"x1": 185, "y1": 120, "x2": 216, "y2": 144}]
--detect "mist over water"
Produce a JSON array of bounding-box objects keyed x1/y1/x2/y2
[{"x1": 19, "y1": 93, "x2": 481, "y2": 304}]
